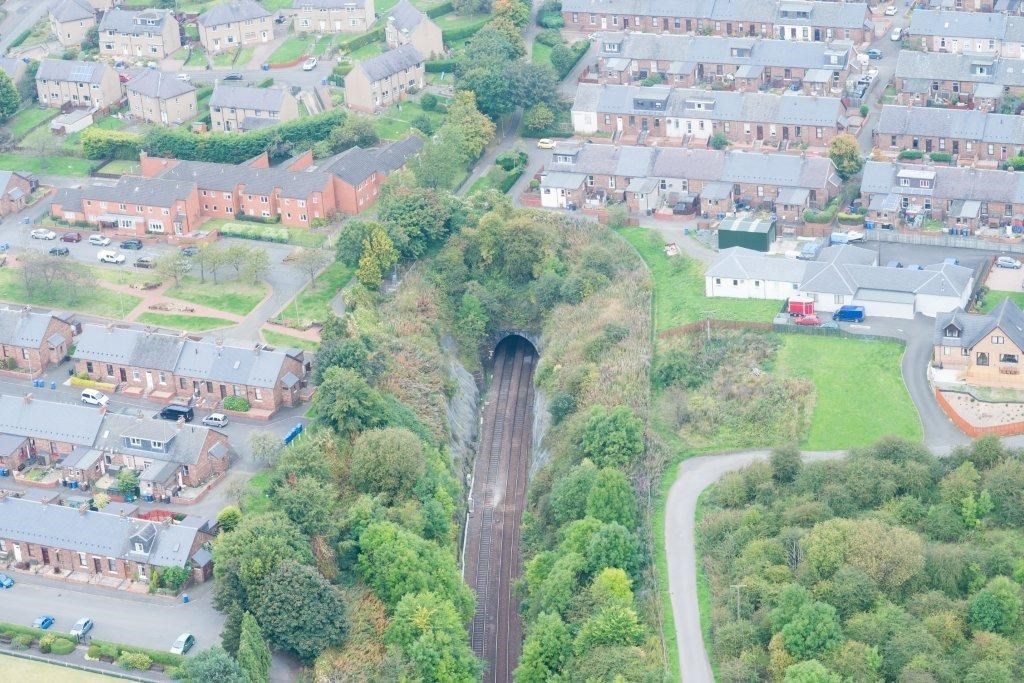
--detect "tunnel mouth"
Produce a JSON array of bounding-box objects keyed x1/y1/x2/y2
[{"x1": 490, "y1": 334, "x2": 538, "y2": 369}]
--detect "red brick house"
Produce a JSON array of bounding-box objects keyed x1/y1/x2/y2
[
  {"x1": 0, "y1": 172, "x2": 34, "y2": 217},
  {"x1": 0, "y1": 393, "x2": 105, "y2": 473},
  {"x1": 0, "y1": 308, "x2": 75, "y2": 375},
  {"x1": 50, "y1": 175, "x2": 203, "y2": 236}
]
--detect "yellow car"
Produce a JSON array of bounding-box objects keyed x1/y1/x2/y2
[{"x1": 536, "y1": 138, "x2": 556, "y2": 149}]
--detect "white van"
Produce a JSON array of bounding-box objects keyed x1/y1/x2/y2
[{"x1": 97, "y1": 250, "x2": 125, "y2": 264}]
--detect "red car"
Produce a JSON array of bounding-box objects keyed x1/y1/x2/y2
[
  {"x1": 793, "y1": 314, "x2": 821, "y2": 326},
  {"x1": 60, "y1": 232, "x2": 82, "y2": 243}
]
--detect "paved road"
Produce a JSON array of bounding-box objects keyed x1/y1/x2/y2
[
  {"x1": 0, "y1": 0, "x2": 59, "y2": 55},
  {"x1": 855, "y1": 9, "x2": 910, "y2": 154}
]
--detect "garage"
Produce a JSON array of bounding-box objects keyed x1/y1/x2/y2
[
  {"x1": 717, "y1": 216, "x2": 777, "y2": 253},
  {"x1": 852, "y1": 289, "x2": 916, "y2": 319}
]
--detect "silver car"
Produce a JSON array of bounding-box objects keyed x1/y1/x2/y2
[
  {"x1": 70, "y1": 617, "x2": 93, "y2": 638},
  {"x1": 997, "y1": 256, "x2": 1022, "y2": 269}
]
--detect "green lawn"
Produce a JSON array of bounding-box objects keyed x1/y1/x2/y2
[
  {"x1": 260, "y1": 0, "x2": 293, "y2": 10},
  {"x1": 269, "y1": 35, "x2": 310, "y2": 64},
  {"x1": 312, "y1": 35, "x2": 335, "y2": 56},
  {"x1": 0, "y1": 653, "x2": 117, "y2": 681},
  {"x1": 0, "y1": 154, "x2": 95, "y2": 176},
  {"x1": 136, "y1": 312, "x2": 235, "y2": 332},
  {"x1": 241, "y1": 469, "x2": 274, "y2": 513},
  {"x1": 618, "y1": 228, "x2": 782, "y2": 331},
  {"x1": 213, "y1": 46, "x2": 255, "y2": 68},
  {"x1": 980, "y1": 290, "x2": 1024, "y2": 313},
  {"x1": 183, "y1": 46, "x2": 207, "y2": 67},
  {"x1": 774, "y1": 335, "x2": 922, "y2": 449},
  {"x1": 97, "y1": 159, "x2": 140, "y2": 175},
  {"x1": 89, "y1": 266, "x2": 150, "y2": 287},
  {"x1": 0, "y1": 269, "x2": 141, "y2": 318},
  {"x1": 7, "y1": 107, "x2": 58, "y2": 140},
  {"x1": 262, "y1": 328, "x2": 319, "y2": 352},
  {"x1": 531, "y1": 40, "x2": 553, "y2": 68},
  {"x1": 435, "y1": 12, "x2": 489, "y2": 29},
  {"x1": 205, "y1": 219, "x2": 329, "y2": 247},
  {"x1": 373, "y1": 98, "x2": 448, "y2": 140},
  {"x1": 165, "y1": 277, "x2": 268, "y2": 316},
  {"x1": 348, "y1": 41, "x2": 384, "y2": 60},
  {"x1": 274, "y1": 260, "x2": 353, "y2": 328}
]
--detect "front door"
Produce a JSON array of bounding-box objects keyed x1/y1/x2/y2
[
  {"x1": 219, "y1": 384, "x2": 227, "y2": 398},
  {"x1": 756, "y1": 125, "x2": 764, "y2": 140},
  {"x1": 953, "y1": 141, "x2": 960, "y2": 154},
  {"x1": 663, "y1": 18, "x2": 668, "y2": 30},
  {"x1": 145, "y1": 372, "x2": 153, "y2": 390},
  {"x1": 92, "y1": 557, "x2": 102, "y2": 573},
  {"x1": 12, "y1": 544, "x2": 21, "y2": 562},
  {"x1": 814, "y1": 28, "x2": 821, "y2": 41},
  {"x1": 41, "y1": 548, "x2": 49, "y2": 565},
  {"x1": 119, "y1": 368, "x2": 127, "y2": 382},
  {"x1": 926, "y1": 139, "x2": 933, "y2": 153},
  {"x1": 601, "y1": 17, "x2": 607, "y2": 29},
  {"x1": 782, "y1": 126, "x2": 789, "y2": 140}
]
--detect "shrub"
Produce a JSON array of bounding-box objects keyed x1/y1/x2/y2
[
  {"x1": 39, "y1": 634, "x2": 56, "y2": 653},
  {"x1": 536, "y1": 29, "x2": 563, "y2": 46},
  {"x1": 538, "y1": 10, "x2": 565, "y2": 28},
  {"x1": 859, "y1": 104, "x2": 869, "y2": 117},
  {"x1": 929, "y1": 152, "x2": 952, "y2": 163},
  {"x1": 442, "y1": 18, "x2": 489, "y2": 42},
  {"x1": 13, "y1": 634, "x2": 34, "y2": 649},
  {"x1": 836, "y1": 212, "x2": 865, "y2": 224},
  {"x1": 223, "y1": 396, "x2": 251, "y2": 412},
  {"x1": 898, "y1": 149, "x2": 924, "y2": 160},
  {"x1": 420, "y1": 92, "x2": 438, "y2": 111},
  {"x1": 161, "y1": 565, "x2": 190, "y2": 592},
  {"x1": 425, "y1": 59, "x2": 457, "y2": 73},
  {"x1": 118, "y1": 651, "x2": 153, "y2": 670},
  {"x1": 51, "y1": 638, "x2": 76, "y2": 655},
  {"x1": 100, "y1": 643, "x2": 120, "y2": 659},
  {"x1": 87, "y1": 643, "x2": 102, "y2": 659}
]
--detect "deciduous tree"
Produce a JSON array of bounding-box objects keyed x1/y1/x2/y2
[
  {"x1": 585, "y1": 468, "x2": 637, "y2": 528},
  {"x1": 969, "y1": 576, "x2": 1023, "y2": 635},
  {"x1": 178, "y1": 646, "x2": 245, "y2": 682},
  {"x1": 350, "y1": 427, "x2": 425, "y2": 502},
  {"x1": 577, "y1": 405, "x2": 645, "y2": 468},
  {"x1": 828, "y1": 133, "x2": 863, "y2": 180},
  {"x1": 384, "y1": 591, "x2": 481, "y2": 681},
  {"x1": 290, "y1": 248, "x2": 332, "y2": 288},
  {"x1": 355, "y1": 224, "x2": 398, "y2": 288},
  {"x1": 781, "y1": 601, "x2": 843, "y2": 660}
]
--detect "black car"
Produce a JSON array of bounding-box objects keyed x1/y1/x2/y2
[
  {"x1": 180, "y1": 245, "x2": 199, "y2": 257},
  {"x1": 134, "y1": 256, "x2": 156, "y2": 269},
  {"x1": 275, "y1": 14, "x2": 287, "y2": 23},
  {"x1": 120, "y1": 239, "x2": 143, "y2": 250},
  {"x1": 49, "y1": 246, "x2": 70, "y2": 256},
  {"x1": 224, "y1": 72, "x2": 243, "y2": 81}
]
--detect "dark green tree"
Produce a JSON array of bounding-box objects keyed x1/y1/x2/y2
[
  {"x1": 515, "y1": 612, "x2": 571, "y2": 681},
  {"x1": 0, "y1": 72, "x2": 20, "y2": 123},
  {"x1": 548, "y1": 460, "x2": 598, "y2": 525},
  {"x1": 273, "y1": 476, "x2": 337, "y2": 537},
  {"x1": 573, "y1": 605, "x2": 644, "y2": 654},
  {"x1": 770, "y1": 446, "x2": 803, "y2": 484},
  {"x1": 217, "y1": 505, "x2": 242, "y2": 533},
  {"x1": 781, "y1": 602, "x2": 843, "y2": 660},
  {"x1": 236, "y1": 612, "x2": 271, "y2": 683},
  {"x1": 384, "y1": 591, "x2": 481, "y2": 681},
  {"x1": 350, "y1": 428, "x2": 426, "y2": 502},
  {"x1": 969, "y1": 576, "x2": 1023, "y2": 635},
  {"x1": 311, "y1": 367, "x2": 390, "y2": 437},
  {"x1": 178, "y1": 647, "x2": 246, "y2": 682},
  {"x1": 578, "y1": 406, "x2": 645, "y2": 468},
  {"x1": 783, "y1": 660, "x2": 841, "y2": 683},
  {"x1": 585, "y1": 468, "x2": 637, "y2": 528}
]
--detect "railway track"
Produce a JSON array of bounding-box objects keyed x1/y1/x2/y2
[{"x1": 463, "y1": 337, "x2": 536, "y2": 682}]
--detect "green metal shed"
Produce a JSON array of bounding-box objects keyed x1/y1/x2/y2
[{"x1": 716, "y1": 215, "x2": 776, "y2": 252}]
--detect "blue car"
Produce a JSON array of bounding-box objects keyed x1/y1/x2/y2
[
  {"x1": 33, "y1": 616, "x2": 54, "y2": 630},
  {"x1": 0, "y1": 573, "x2": 14, "y2": 588}
]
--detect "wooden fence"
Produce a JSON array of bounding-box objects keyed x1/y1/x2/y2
[{"x1": 934, "y1": 388, "x2": 1024, "y2": 437}]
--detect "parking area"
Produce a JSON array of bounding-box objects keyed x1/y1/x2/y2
[{"x1": 985, "y1": 260, "x2": 1024, "y2": 290}]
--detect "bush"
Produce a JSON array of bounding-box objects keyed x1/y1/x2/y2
[
  {"x1": 898, "y1": 149, "x2": 924, "y2": 160},
  {"x1": 442, "y1": 18, "x2": 489, "y2": 42},
  {"x1": 1006, "y1": 155, "x2": 1024, "y2": 171},
  {"x1": 420, "y1": 92, "x2": 438, "y2": 111},
  {"x1": 804, "y1": 198, "x2": 840, "y2": 224},
  {"x1": 81, "y1": 128, "x2": 142, "y2": 161},
  {"x1": 51, "y1": 638, "x2": 76, "y2": 655},
  {"x1": 118, "y1": 651, "x2": 153, "y2": 670},
  {"x1": 536, "y1": 29, "x2": 564, "y2": 47},
  {"x1": 859, "y1": 104, "x2": 869, "y2": 117},
  {"x1": 161, "y1": 565, "x2": 190, "y2": 591},
  {"x1": 217, "y1": 223, "x2": 290, "y2": 243},
  {"x1": 223, "y1": 396, "x2": 251, "y2": 412},
  {"x1": 87, "y1": 643, "x2": 102, "y2": 659},
  {"x1": 538, "y1": 10, "x2": 565, "y2": 28},
  {"x1": 39, "y1": 634, "x2": 56, "y2": 653},
  {"x1": 836, "y1": 212, "x2": 865, "y2": 224},
  {"x1": 929, "y1": 152, "x2": 952, "y2": 163},
  {"x1": 13, "y1": 634, "x2": 34, "y2": 649}
]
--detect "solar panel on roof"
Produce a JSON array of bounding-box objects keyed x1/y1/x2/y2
[{"x1": 68, "y1": 64, "x2": 94, "y2": 82}]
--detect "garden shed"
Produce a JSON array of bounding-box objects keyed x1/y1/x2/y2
[{"x1": 717, "y1": 215, "x2": 777, "y2": 252}]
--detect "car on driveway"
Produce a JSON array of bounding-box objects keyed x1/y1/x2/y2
[
  {"x1": 224, "y1": 72, "x2": 243, "y2": 80},
  {"x1": 866, "y1": 48, "x2": 883, "y2": 60},
  {"x1": 997, "y1": 256, "x2": 1022, "y2": 269},
  {"x1": 891, "y1": 27, "x2": 903, "y2": 41},
  {"x1": 302, "y1": 57, "x2": 318, "y2": 71},
  {"x1": 792, "y1": 314, "x2": 822, "y2": 326},
  {"x1": 0, "y1": 573, "x2": 14, "y2": 588},
  {"x1": 33, "y1": 616, "x2": 55, "y2": 630},
  {"x1": 88, "y1": 234, "x2": 111, "y2": 246},
  {"x1": 176, "y1": 73, "x2": 190, "y2": 81},
  {"x1": 134, "y1": 256, "x2": 157, "y2": 269},
  {"x1": 30, "y1": 228, "x2": 56, "y2": 240},
  {"x1": 60, "y1": 232, "x2": 82, "y2": 243},
  {"x1": 536, "y1": 138, "x2": 556, "y2": 149},
  {"x1": 120, "y1": 238, "x2": 143, "y2": 250},
  {"x1": 170, "y1": 633, "x2": 195, "y2": 655},
  {"x1": 69, "y1": 618, "x2": 93, "y2": 638},
  {"x1": 49, "y1": 246, "x2": 70, "y2": 256},
  {"x1": 180, "y1": 245, "x2": 199, "y2": 257},
  {"x1": 202, "y1": 412, "x2": 229, "y2": 428},
  {"x1": 81, "y1": 389, "x2": 109, "y2": 406}
]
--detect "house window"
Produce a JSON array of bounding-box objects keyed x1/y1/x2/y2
[
  {"x1": 106, "y1": 364, "x2": 114, "y2": 377},
  {"x1": 834, "y1": 294, "x2": 843, "y2": 304},
  {"x1": 134, "y1": 542, "x2": 144, "y2": 552},
  {"x1": 107, "y1": 558, "x2": 116, "y2": 572},
  {"x1": 254, "y1": 388, "x2": 262, "y2": 400},
  {"x1": 715, "y1": 278, "x2": 721, "y2": 285},
  {"x1": 158, "y1": 372, "x2": 166, "y2": 385},
  {"x1": 992, "y1": 335, "x2": 1005, "y2": 344},
  {"x1": 754, "y1": 281, "x2": 760, "y2": 286},
  {"x1": 608, "y1": 177, "x2": 616, "y2": 189},
  {"x1": 129, "y1": 437, "x2": 142, "y2": 447},
  {"x1": 943, "y1": 346, "x2": 950, "y2": 356},
  {"x1": 977, "y1": 352, "x2": 990, "y2": 366},
  {"x1": 151, "y1": 441, "x2": 162, "y2": 449},
  {"x1": 732, "y1": 279, "x2": 739, "y2": 286},
  {"x1": 0, "y1": 540, "x2": 5, "y2": 551},
  {"x1": 86, "y1": 361, "x2": 94, "y2": 373},
  {"x1": 132, "y1": 368, "x2": 140, "y2": 381},
  {"x1": 962, "y1": 348, "x2": 969, "y2": 356},
  {"x1": 1000, "y1": 354, "x2": 1018, "y2": 364},
  {"x1": 78, "y1": 553, "x2": 87, "y2": 567},
  {"x1": 944, "y1": 325, "x2": 960, "y2": 338}
]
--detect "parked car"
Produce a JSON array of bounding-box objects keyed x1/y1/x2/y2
[
  {"x1": 30, "y1": 228, "x2": 56, "y2": 240},
  {"x1": 170, "y1": 633, "x2": 196, "y2": 655},
  {"x1": 176, "y1": 73, "x2": 190, "y2": 81},
  {"x1": 97, "y1": 250, "x2": 126, "y2": 264},
  {"x1": 884, "y1": 4, "x2": 898, "y2": 14},
  {"x1": 60, "y1": 232, "x2": 82, "y2": 243},
  {"x1": 890, "y1": 27, "x2": 903, "y2": 41},
  {"x1": 224, "y1": 72, "x2": 243, "y2": 81},
  {"x1": 133, "y1": 256, "x2": 156, "y2": 269},
  {"x1": 302, "y1": 57, "x2": 318, "y2": 71},
  {"x1": 158, "y1": 404, "x2": 194, "y2": 422},
  {"x1": 996, "y1": 256, "x2": 1022, "y2": 269},
  {"x1": 866, "y1": 48, "x2": 883, "y2": 60},
  {"x1": 88, "y1": 234, "x2": 111, "y2": 246},
  {"x1": 202, "y1": 412, "x2": 229, "y2": 428},
  {"x1": 0, "y1": 573, "x2": 14, "y2": 588},
  {"x1": 69, "y1": 618, "x2": 93, "y2": 638},
  {"x1": 536, "y1": 138, "x2": 556, "y2": 149},
  {"x1": 33, "y1": 616, "x2": 55, "y2": 629},
  {"x1": 120, "y1": 238, "x2": 143, "y2": 250},
  {"x1": 792, "y1": 314, "x2": 822, "y2": 326},
  {"x1": 832, "y1": 305, "x2": 866, "y2": 323},
  {"x1": 275, "y1": 13, "x2": 287, "y2": 23},
  {"x1": 49, "y1": 246, "x2": 70, "y2": 256},
  {"x1": 180, "y1": 245, "x2": 199, "y2": 257},
  {"x1": 672, "y1": 198, "x2": 697, "y2": 215},
  {"x1": 80, "y1": 389, "x2": 109, "y2": 406},
  {"x1": 119, "y1": 73, "x2": 129, "y2": 83}
]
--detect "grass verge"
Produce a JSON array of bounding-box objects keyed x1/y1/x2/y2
[
  {"x1": 240, "y1": 469, "x2": 273, "y2": 514},
  {"x1": 774, "y1": 335, "x2": 922, "y2": 449},
  {"x1": 262, "y1": 328, "x2": 319, "y2": 352},
  {"x1": 0, "y1": 154, "x2": 95, "y2": 176},
  {"x1": 373, "y1": 98, "x2": 447, "y2": 140},
  {"x1": 136, "y1": 312, "x2": 235, "y2": 331},
  {"x1": 0, "y1": 653, "x2": 114, "y2": 681},
  {"x1": 0, "y1": 269, "x2": 140, "y2": 318},
  {"x1": 165, "y1": 277, "x2": 267, "y2": 316},
  {"x1": 273, "y1": 260, "x2": 352, "y2": 329},
  {"x1": 980, "y1": 290, "x2": 1024, "y2": 313},
  {"x1": 268, "y1": 35, "x2": 309, "y2": 64}
]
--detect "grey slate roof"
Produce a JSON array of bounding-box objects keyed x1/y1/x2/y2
[
  {"x1": 935, "y1": 298, "x2": 1024, "y2": 349},
  {"x1": 94, "y1": 414, "x2": 221, "y2": 468},
  {"x1": 802, "y1": 256, "x2": 972, "y2": 298},
  {"x1": 209, "y1": 85, "x2": 287, "y2": 113},
  {"x1": 127, "y1": 69, "x2": 195, "y2": 100},
  {"x1": 198, "y1": 0, "x2": 269, "y2": 27},
  {"x1": 0, "y1": 58, "x2": 27, "y2": 82},
  {"x1": 895, "y1": 51, "x2": 1024, "y2": 88},
  {"x1": 159, "y1": 158, "x2": 333, "y2": 199},
  {"x1": 707, "y1": 246, "x2": 808, "y2": 281},
  {"x1": 0, "y1": 394, "x2": 105, "y2": 446},
  {"x1": 176, "y1": 338, "x2": 292, "y2": 389},
  {"x1": 98, "y1": 8, "x2": 172, "y2": 35},
  {"x1": 53, "y1": 175, "x2": 197, "y2": 211},
  {"x1": 0, "y1": 433, "x2": 27, "y2": 455},
  {"x1": 861, "y1": 161, "x2": 1024, "y2": 204},
  {"x1": 356, "y1": 43, "x2": 423, "y2": 83},
  {"x1": 37, "y1": 59, "x2": 111, "y2": 84},
  {"x1": 388, "y1": 0, "x2": 425, "y2": 32},
  {"x1": 292, "y1": 0, "x2": 367, "y2": 7},
  {"x1": 0, "y1": 308, "x2": 63, "y2": 348},
  {"x1": 909, "y1": 9, "x2": 1022, "y2": 40},
  {"x1": 51, "y1": 0, "x2": 94, "y2": 23},
  {"x1": 317, "y1": 136, "x2": 424, "y2": 184},
  {"x1": 561, "y1": 0, "x2": 868, "y2": 27},
  {"x1": 596, "y1": 31, "x2": 852, "y2": 71},
  {"x1": 876, "y1": 105, "x2": 1024, "y2": 146},
  {"x1": 573, "y1": 83, "x2": 845, "y2": 128},
  {"x1": 73, "y1": 325, "x2": 184, "y2": 370}
]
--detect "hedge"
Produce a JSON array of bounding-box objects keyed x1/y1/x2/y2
[
  {"x1": 803, "y1": 198, "x2": 840, "y2": 224},
  {"x1": 442, "y1": 17, "x2": 490, "y2": 42},
  {"x1": 425, "y1": 1, "x2": 454, "y2": 17},
  {"x1": 10, "y1": 28, "x2": 31, "y2": 49},
  {"x1": 81, "y1": 128, "x2": 142, "y2": 161},
  {"x1": 929, "y1": 151, "x2": 952, "y2": 162},
  {"x1": 70, "y1": 375, "x2": 117, "y2": 391},
  {"x1": 51, "y1": 638, "x2": 77, "y2": 655},
  {"x1": 837, "y1": 212, "x2": 865, "y2": 224},
  {"x1": 218, "y1": 223, "x2": 291, "y2": 243},
  {"x1": 498, "y1": 166, "x2": 525, "y2": 193},
  {"x1": 118, "y1": 652, "x2": 152, "y2": 670},
  {"x1": 1007, "y1": 156, "x2": 1024, "y2": 170},
  {"x1": 336, "y1": 26, "x2": 384, "y2": 53},
  {"x1": 898, "y1": 149, "x2": 923, "y2": 160},
  {"x1": 426, "y1": 59, "x2": 458, "y2": 73},
  {"x1": 538, "y1": 11, "x2": 564, "y2": 28},
  {"x1": 89, "y1": 639, "x2": 184, "y2": 668},
  {"x1": 223, "y1": 396, "x2": 251, "y2": 411}
]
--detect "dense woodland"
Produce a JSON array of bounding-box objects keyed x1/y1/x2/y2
[{"x1": 702, "y1": 437, "x2": 1024, "y2": 682}]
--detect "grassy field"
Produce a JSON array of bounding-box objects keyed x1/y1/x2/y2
[
  {"x1": 184, "y1": 46, "x2": 207, "y2": 67},
  {"x1": 165, "y1": 277, "x2": 267, "y2": 316},
  {"x1": 0, "y1": 654, "x2": 117, "y2": 681},
  {"x1": 435, "y1": 12, "x2": 489, "y2": 30},
  {"x1": 260, "y1": 0, "x2": 292, "y2": 10},
  {"x1": 980, "y1": 290, "x2": 1024, "y2": 313},
  {"x1": 374, "y1": 98, "x2": 448, "y2": 140},
  {"x1": 618, "y1": 227, "x2": 781, "y2": 330},
  {"x1": 262, "y1": 328, "x2": 319, "y2": 351},
  {"x1": 136, "y1": 312, "x2": 235, "y2": 331},
  {"x1": 0, "y1": 269, "x2": 141, "y2": 318},
  {"x1": 274, "y1": 260, "x2": 352, "y2": 328},
  {"x1": 774, "y1": 335, "x2": 922, "y2": 449},
  {"x1": 269, "y1": 35, "x2": 310, "y2": 64},
  {"x1": 89, "y1": 266, "x2": 151, "y2": 287},
  {"x1": 348, "y1": 41, "x2": 384, "y2": 60},
  {"x1": 241, "y1": 469, "x2": 274, "y2": 513},
  {"x1": 7, "y1": 108, "x2": 58, "y2": 140},
  {"x1": 0, "y1": 154, "x2": 95, "y2": 176}
]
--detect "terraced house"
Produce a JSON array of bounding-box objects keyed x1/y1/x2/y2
[
  {"x1": 0, "y1": 308, "x2": 74, "y2": 376},
  {"x1": 49, "y1": 0, "x2": 95, "y2": 50},
  {"x1": 50, "y1": 175, "x2": 203, "y2": 235},
  {"x1": 208, "y1": 85, "x2": 299, "y2": 132},
  {"x1": 560, "y1": 0, "x2": 871, "y2": 43},
  {"x1": 0, "y1": 394, "x2": 104, "y2": 472},
  {"x1": 587, "y1": 31, "x2": 852, "y2": 95},
  {"x1": 908, "y1": 9, "x2": 1024, "y2": 58},
  {"x1": 539, "y1": 142, "x2": 840, "y2": 220},
  {"x1": 36, "y1": 59, "x2": 122, "y2": 110},
  {"x1": 344, "y1": 43, "x2": 425, "y2": 112},
  {"x1": 861, "y1": 160, "x2": 1024, "y2": 231},
  {"x1": 197, "y1": 0, "x2": 271, "y2": 53},
  {"x1": 874, "y1": 105, "x2": 1024, "y2": 164},
  {"x1": 572, "y1": 82, "x2": 846, "y2": 146},
  {"x1": 292, "y1": 0, "x2": 375, "y2": 34},
  {"x1": 72, "y1": 326, "x2": 308, "y2": 416},
  {"x1": 98, "y1": 8, "x2": 182, "y2": 61},
  {"x1": 384, "y1": 0, "x2": 444, "y2": 58},
  {"x1": 126, "y1": 69, "x2": 197, "y2": 125},
  {"x1": 894, "y1": 51, "x2": 1024, "y2": 111}
]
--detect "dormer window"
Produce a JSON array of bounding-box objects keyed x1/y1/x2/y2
[
  {"x1": 151, "y1": 440, "x2": 163, "y2": 449},
  {"x1": 944, "y1": 325, "x2": 961, "y2": 338},
  {"x1": 603, "y1": 42, "x2": 620, "y2": 53},
  {"x1": 129, "y1": 437, "x2": 142, "y2": 447},
  {"x1": 134, "y1": 542, "x2": 144, "y2": 552}
]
